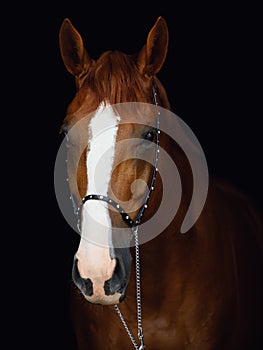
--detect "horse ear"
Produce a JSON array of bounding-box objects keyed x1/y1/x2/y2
[
  {"x1": 59, "y1": 18, "x2": 91, "y2": 78},
  {"x1": 137, "y1": 16, "x2": 169, "y2": 76}
]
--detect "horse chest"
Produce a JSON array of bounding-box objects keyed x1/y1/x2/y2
[{"x1": 71, "y1": 284, "x2": 220, "y2": 350}]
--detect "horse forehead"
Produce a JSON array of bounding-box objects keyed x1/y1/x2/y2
[
  {"x1": 88, "y1": 100, "x2": 154, "y2": 126},
  {"x1": 113, "y1": 102, "x2": 157, "y2": 126},
  {"x1": 64, "y1": 99, "x2": 157, "y2": 145}
]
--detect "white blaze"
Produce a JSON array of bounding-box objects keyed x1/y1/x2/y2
[{"x1": 76, "y1": 103, "x2": 120, "y2": 299}]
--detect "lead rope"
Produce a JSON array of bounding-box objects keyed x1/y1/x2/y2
[{"x1": 114, "y1": 225, "x2": 145, "y2": 350}]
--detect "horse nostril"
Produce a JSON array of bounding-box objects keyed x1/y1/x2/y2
[
  {"x1": 82, "y1": 278, "x2": 93, "y2": 296},
  {"x1": 104, "y1": 259, "x2": 127, "y2": 296},
  {"x1": 104, "y1": 277, "x2": 125, "y2": 296},
  {"x1": 104, "y1": 279, "x2": 114, "y2": 296},
  {"x1": 72, "y1": 257, "x2": 94, "y2": 296}
]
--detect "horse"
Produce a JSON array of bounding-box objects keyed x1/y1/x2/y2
[{"x1": 57, "y1": 16, "x2": 263, "y2": 349}]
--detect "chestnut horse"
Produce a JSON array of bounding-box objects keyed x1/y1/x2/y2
[{"x1": 58, "y1": 17, "x2": 263, "y2": 349}]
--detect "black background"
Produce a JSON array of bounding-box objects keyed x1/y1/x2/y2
[{"x1": 10, "y1": 2, "x2": 262, "y2": 349}]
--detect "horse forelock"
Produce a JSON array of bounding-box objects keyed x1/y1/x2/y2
[
  {"x1": 85, "y1": 50, "x2": 152, "y2": 104},
  {"x1": 64, "y1": 50, "x2": 170, "y2": 128}
]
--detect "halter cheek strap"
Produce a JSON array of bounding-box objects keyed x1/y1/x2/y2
[{"x1": 80, "y1": 84, "x2": 160, "y2": 228}]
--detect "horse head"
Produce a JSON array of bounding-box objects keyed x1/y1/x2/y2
[{"x1": 59, "y1": 17, "x2": 170, "y2": 305}]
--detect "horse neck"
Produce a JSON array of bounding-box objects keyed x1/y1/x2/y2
[{"x1": 161, "y1": 135, "x2": 193, "y2": 230}]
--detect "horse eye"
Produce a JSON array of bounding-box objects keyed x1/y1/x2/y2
[{"x1": 144, "y1": 130, "x2": 155, "y2": 142}]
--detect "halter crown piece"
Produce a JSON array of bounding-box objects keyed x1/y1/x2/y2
[{"x1": 66, "y1": 80, "x2": 161, "y2": 350}]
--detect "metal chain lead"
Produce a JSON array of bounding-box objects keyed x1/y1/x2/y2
[
  {"x1": 114, "y1": 304, "x2": 139, "y2": 350},
  {"x1": 113, "y1": 83, "x2": 161, "y2": 349},
  {"x1": 114, "y1": 226, "x2": 145, "y2": 350},
  {"x1": 134, "y1": 226, "x2": 145, "y2": 349}
]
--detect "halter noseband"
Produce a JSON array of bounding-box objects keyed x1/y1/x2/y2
[{"x1": 79, "y1": 84, "x2": 160, "y2": 228}]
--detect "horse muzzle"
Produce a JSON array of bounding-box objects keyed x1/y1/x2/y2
[{"x1": 72, "y1": 249, "x2": 131, "y2": 305}]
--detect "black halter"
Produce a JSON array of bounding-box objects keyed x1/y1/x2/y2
[{"x1": 76, "y1": 83, "x2": 160, "y2": 229}]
